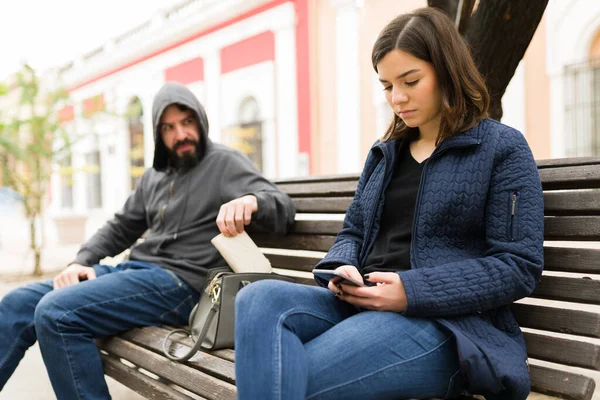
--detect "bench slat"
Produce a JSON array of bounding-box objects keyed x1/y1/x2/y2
[
  {"x1": 265, "y1": 254, "x2": 321, "y2": 273},
  {"x1": 120, "y1": 327, "x2": 236, "y2": 381},
  {"x1": 530, "y1": 365, "x2": 596, "y2": 400},
  {"x1": 277, "y1": 180, "x2": 357, "y2": 197},
  {"x1": 285, "y1": 217, "x2": 600, "y2": 240},
  {"x1": 536, "y1": 157, "x2": 600, "y2": 168},
  {"x1": 544, "y1": 191, "x2": 600, "y2": 216},
  {"x1": 286, "y1": 216, "x2": 600, "y2": 241},
  {"x1": 267, "y1": 249, "x2": 600, "y2": 278},
  {"x1": 102, "y1": 355, "x2": 198, "y2": 400},
  {"x1": 262, "y1": 248, "x2": 600, "y2": 277},
  {"x1": 111, "y1": 326, "x2": 243, "y2": 388},
  {"x1": 274, "y1": 174, "x2": 360, "y2": 184},
  {"x1": 292, "y1": 220, "x2": 344, "y2": 235},
  {"x1": 512, "y1": 303, "x2": 600, "y2": 338},
  {"x1": 101, "y1": 337, "x2": 237, "y2": 400},
  {"x1": 292, "y1": 193, "x2": 600, "y2": 215},
  {"x1": 544, "y1": 216, "x2": 600, "y2": 240},
  {"x1": 293, "y1": 197, "x2": 352, "y2": 213},
  {"x1": 540, "y1": 165, "x2": 600, "y2": 190},
  {"x1": 544, "y1": 247, "x2": 600, "y2": 274},
  {"x1": 253, "y1": 234, "x2": 335, "y2": 252},
  {"x1": 531, "y1": 275, "x2": 600, "y2": 305},
  {"x1": 121, "y1": 326, "x2": 237, "y2": 367},
  {"x1": 524, "y1": 332, "x2": 600, "y2": 370},
  {"x1": 263, "y1": 248, "x2": 600, "y2": 276},
  {"x1": 123, "y1": 326, "x2": 235, "y2": 362}
]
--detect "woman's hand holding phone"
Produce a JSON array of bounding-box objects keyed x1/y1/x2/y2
[
  {"x1": 311, "y1": 265, "x2": 367, "y2": 287},
  {"x1": 324, "y1": 265, "x2": 409, "y2": 312}
]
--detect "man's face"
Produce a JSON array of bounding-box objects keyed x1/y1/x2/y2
[{"x1": 159, "y1": 105, "x2": 201, "y2": 169}]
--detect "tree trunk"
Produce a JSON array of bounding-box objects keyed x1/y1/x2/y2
[
  {"x1": 427, "y1": 0, "x2": 459, "y2": 20},
  {"x1": 456, "y1": 0, "x2": 476, "y2": 34},
  {"x1": 29, "y1": 216, "x2": 42, "y2": 276},
  {"x1": 31, "y1": 145, "x2": 44, "y2": 276},
  {"x1": 428, "y1": 0, "x2": 549, "y2": 121},
  {"x1": 33, "y1": 248, "x2": 42, "y2": 276}
]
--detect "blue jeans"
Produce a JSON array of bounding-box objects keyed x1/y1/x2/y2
[
  {"x1": 235, "y1": 280, "x2": 465, "y2": 400},
  {"x1": 0, "y1": 261, "x2": 199, "y2": 399}
]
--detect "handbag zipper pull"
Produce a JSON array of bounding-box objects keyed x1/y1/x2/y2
[{"x1": 210, "y1": 281, "x2": 222, "y2": 304}]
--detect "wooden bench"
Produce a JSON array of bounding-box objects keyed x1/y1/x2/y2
[{"x1": 97, "y1": 157, "x2": 600, "y2": 400}]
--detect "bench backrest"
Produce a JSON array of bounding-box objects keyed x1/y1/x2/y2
[{"x1": 251, "y1": 157, "x2": 600, "y2": 400}]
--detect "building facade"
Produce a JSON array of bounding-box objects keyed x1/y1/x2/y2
[{"x1": 37, "y1": 0, "x2": 600, "y2": 238}]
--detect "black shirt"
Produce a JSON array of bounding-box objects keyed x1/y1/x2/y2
[{"x1": 362, "y1": 142, "x2": 424, "y2": 274}]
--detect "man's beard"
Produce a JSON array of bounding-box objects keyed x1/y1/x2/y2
[{"x1": 168, "y1": 139, "x2": 200, "y2": 172}]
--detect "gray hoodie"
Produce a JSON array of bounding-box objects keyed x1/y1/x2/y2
[{"x1": 73, "y1": 82, "x2": 296, "y2": 291}]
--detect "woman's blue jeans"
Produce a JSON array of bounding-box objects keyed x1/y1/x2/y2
[
  {"x1": 0, "y1": 261, "x2": 199, "y2": 400},
  {"x1": 235, "y1": 280, "x2": 466, "y2": 400}
]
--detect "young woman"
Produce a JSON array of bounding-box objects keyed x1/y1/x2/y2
[{"x1": 234, "y1": 7, "x2": 543, "y2": 400}]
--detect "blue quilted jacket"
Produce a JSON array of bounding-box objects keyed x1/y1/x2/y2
[{"x1": 315, "y1": 119, "x2": 544, "y2": 399}]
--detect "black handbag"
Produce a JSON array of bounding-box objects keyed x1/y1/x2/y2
[{"x1": 162, "y1": 271, "x2": 294, "y2": 361}]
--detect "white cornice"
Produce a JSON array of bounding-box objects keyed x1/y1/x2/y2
[
  {"x1": 61, "y1": 0, "x2": 274, "y2": 89},
  {"x1": 328, "y1": 0, "x2": 360, "y2": 9}
]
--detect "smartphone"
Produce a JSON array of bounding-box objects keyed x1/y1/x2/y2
[{"x1": 312, "y1": 268, "x2": 367, "y2": 287}]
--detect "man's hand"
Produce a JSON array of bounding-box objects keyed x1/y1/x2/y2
[
  {"x1": 329, "y1": 268, "x2": 408, "y2": 313},
  {"x1": 216, "y1": 195, "x2": 258, "y2": 237},
  {"x1": 53, "y1": 264, "x2": 97, "y2": 289}
]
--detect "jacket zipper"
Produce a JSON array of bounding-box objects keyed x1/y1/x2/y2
[
  {"x1": 410, "y1": 159, "x2": 430, "y2": 269},
  {"x1": 160, "y1": 181, "x2": 175, "y2": 225},
  {"x1": 509, "y1": 191, "x2": 518, "y2": 241}
]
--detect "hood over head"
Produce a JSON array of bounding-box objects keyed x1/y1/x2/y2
[{"x1": 151, "y1": 82, "x2": 210, "y2": 170}]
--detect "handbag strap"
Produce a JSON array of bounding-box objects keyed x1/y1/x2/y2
[{"x1": 162, "y1": 302, "x2": 219, "y2": 362}]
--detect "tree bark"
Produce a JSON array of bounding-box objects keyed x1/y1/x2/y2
[
  {"x1": 428, "y1": 0, "x2": 549, "y2": 121},
  {"x1": 29, "y1": 216, "x2": 42, "y2": 276},
  {"x1": 456, "y1": 0, "x2": 476, "y2": 34},
  {"x1": 427, "y1": 0, "x2": 459, "y2": 19}
]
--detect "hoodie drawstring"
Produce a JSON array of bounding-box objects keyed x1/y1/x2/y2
[{"x1": 156, "y1": 171, "x2": 191, "y2": 253}]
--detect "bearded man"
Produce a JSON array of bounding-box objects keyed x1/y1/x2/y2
[{"x1": 0, "y1": 82, "x2": 296, "y2": 399}]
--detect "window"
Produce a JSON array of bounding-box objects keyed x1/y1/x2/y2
[
  {"x1": 59, "y1": 156, "x2": 73, "y2": 209},
  {"x1": 127, "y1": 97, "x2": 145, "y2": 190},
  {"x1": 564, "y1": 57, "x2": 600, "y2": 156},
  {"x1": 223, "y1": 96, "x2": 264, "y2": 171}
]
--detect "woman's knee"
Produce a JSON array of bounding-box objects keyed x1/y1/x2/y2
[{"x1": 235, "y1": 279, "x2": 297, "y2": 318}]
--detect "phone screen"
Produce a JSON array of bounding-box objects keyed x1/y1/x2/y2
[{"x1": 312, "y1": 269, "x2": 366, "y2": 287}]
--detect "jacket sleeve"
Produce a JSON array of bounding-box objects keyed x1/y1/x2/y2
[
  {"x1": 72, "y1": 173, "x2": 149, "y2": 266},
  {"x1": 219, "y1": 151, "x2": 295, "y2": 234},
  {"x1": 398, "y1": 129, "x2": 544, "y2": 317},
  {"x1": 313, "y1": 152, "x2": 376, "y2": 286}
]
